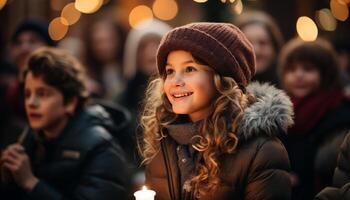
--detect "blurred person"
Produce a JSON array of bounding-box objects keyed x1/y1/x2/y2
[
  {"x1": 278, "y1": 38, "x2": 350, "y2": 200},
  {"x1": 58, "y1": 36, "x2": 102, "y2": 97},
  {"x1": 140, "y1": 22, "x2": 293, "y2": 200},
  {"x1": 334, "y1": 39, "x2": 350, "y2": 97},
  {"x1": 120, "y1": 19, "x2": 171, "y2": 130},
  {"x1": 235, "y1": 10, "x2": 284, "y2": 86},
  {"x1": 0, "y1": 47, "x2": 131, "y2": 200},
  {"x1": 315, "y1": 131, "x2": 350, "y2": 200},
  {"x1": 1, "y1": 19, "x2": 56, "y2": 150},
  {"x1": 84, "y1": 19, "x2": 126, "y2": 99},
  {"x1": 10, "y1": 19, "x2": 56, "y2": 82},
  {"x1": 118, "y1": 19, "x2": 171, "y2": 189}
]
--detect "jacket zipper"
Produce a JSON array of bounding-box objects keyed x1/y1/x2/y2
[{"x1": 161, "y1": 139, "x2": 176, "y2": 200}]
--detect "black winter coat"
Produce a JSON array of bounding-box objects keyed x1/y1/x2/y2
[
  {"x1": 1, "y1": 104, "x2": 131, "y2": 200},
  {"x1": 315, "y1": 131, "x2": 350, "y2": 200},
  {"x1": 145, "y1": 83, "x2": 294, "y2": 200}
]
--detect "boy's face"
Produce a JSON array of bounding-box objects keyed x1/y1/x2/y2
[
  {"x1": 164, "y1": 50, "x2": 216, "y2": 122},
  {"x1": 283, "y1": 62, "x2": 321, "y2": 98},
  {"x1": 24, "y1": 72, "x2": 73, "y2": 135}
]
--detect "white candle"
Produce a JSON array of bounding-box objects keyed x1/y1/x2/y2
[{"x1": 134, "y1": 186, "x2": 156, "y2": 200}]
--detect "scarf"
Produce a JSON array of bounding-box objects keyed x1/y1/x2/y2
[{"x1": 289, "y1": 89, "x2": 346, "y2": 135}]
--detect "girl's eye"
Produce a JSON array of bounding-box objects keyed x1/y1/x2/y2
[
  {"x1": 165, "y1": 68, "x2": 174, "y2": 75},
  {"x1": 185, "y1": 66, "x2": 196, "y2": 73}
]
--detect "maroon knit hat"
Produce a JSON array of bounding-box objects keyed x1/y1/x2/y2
[{"x1": 157, "y1": 22, "x2": 256, "y2": 86}]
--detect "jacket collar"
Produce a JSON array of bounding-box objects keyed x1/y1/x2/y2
[{"x1": 237, "y1": 82, "x2": 294, "y2": 140}]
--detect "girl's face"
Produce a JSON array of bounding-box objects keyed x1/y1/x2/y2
[
  {"x1": 24, "y1": 72, "x2": 75, "y2": 137},
  {"x1": 241, "y1": 24, "x2": 276, "y2": 73},
  {"x1": 283, "y1": 62, "x2": 321, "y2": 98},
  {"x1": 164, "y1": 50, "x2": 217, "y2": 122}
]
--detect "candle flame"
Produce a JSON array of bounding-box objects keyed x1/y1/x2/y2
[{"x1": 142, "y1": 185, "x2": 147, "y2": 190}]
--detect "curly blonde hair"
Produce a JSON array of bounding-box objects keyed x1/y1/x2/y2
[{"x1": 139, "y1": 72, "x2": 256, "y2": 198}]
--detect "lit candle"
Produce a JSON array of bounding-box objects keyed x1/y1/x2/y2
[{"x1": 134, "y1": 186, "x2": 156, "y2": 200}]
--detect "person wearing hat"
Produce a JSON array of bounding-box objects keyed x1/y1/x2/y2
[
  {"x1": 1, "y1": 19, "x2": 57, "y2": 150},
  {"x1": 10, "y1": 19, "x2": 56, "y2": 82},
  {"x1": 139, "y1": 22, "x2": 293, "y2": 200}
]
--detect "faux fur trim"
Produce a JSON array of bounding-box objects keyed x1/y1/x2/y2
[{"x1": 237, "y1": 82, "x2": 294, "y2": 140}]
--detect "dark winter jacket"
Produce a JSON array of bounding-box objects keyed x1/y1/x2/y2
[
  {"x1": 145, "y1": 83, "x2": 294, "y2": 200},
  {"x1": 283, "y1": 94, "x2": 350, "y2": 200},
  {"x1": 315, "y1": 131, "x2": 350, "y2": 200},
  {"x1": 1, "y1": 104, "x2": 131, "y2": 200}
]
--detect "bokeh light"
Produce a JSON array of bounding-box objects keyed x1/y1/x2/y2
[
  {"x1": 316, "y1": 8, "x2": 337, "y2": 31},
  {"x1": 129, "y1": 5, "x2": 153, "y2": 29},
  {"x1": 0, "y1": 0, "x2": 7, "y2": 10},
  {"x1": 61, "y1": 3, "x2": 81, "y2": 26},
  {"x1": 152, "y1": 0, "x2": 178, "y2": 21},
  {"x1": 49, "y1": 17, "x2": 69, "y2": 41},
  {"x1": 296, "y1": 16, "x2": 318, "y2": 41},
  {"x1": 330, "y1": 0, "x2": 349, "y2": 21},
  {"x1": 75, "y1": 0, "x2": 103, "y2": 14},
  {"x1": 193, "y1": 0, "x2": 208, "y2": 3},
  {"x1": 231, "y1": 0, "x2": 243, "y2": 15}
]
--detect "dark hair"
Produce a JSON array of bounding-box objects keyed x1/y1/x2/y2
[
  {"x1": 12, "y1": 19, "x2": 56, "y2": 46},
  {"x1": 278, "y1": 38, "x2": 340, "y2": 90},
  {"x1": 24, "y1": 47, "x2": 89, "y2": 107}
]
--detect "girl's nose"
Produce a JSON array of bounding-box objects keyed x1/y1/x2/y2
[{"x1": 173, "y1": 74, "x2": 185, "y2": 87}]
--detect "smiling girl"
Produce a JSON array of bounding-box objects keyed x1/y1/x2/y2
[{"x1": 139, "y1": 22, "x2": 294, "y2": 200}]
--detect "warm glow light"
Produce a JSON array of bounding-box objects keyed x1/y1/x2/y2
[
  {"x1": 330, "y1": 0, "x2": 349, "y2": 21},
  {"x1": 231, "y1": 0, "x2": 243, "y2": 15},
  {"x1": 75, "y1": 0, "x2": 103, "y2": 14},
  {"x1": 221, "y1": 0, "x2": 227, "y2": 3},
  {"x1": 338, "y1": 0, "x2": 350, "y2": 4},
  {"x1": 296, "y1": 16, "x2": 318, "y2": 41},
  {"x1": 61, "y1": 3, "x2": 81, "y2": 26},
  {"x1": 129, "y1": 5, "x2": 153, "y2": 29},
  {"x1": 152, "y1": 0, "x2": 178, "y2": 21},
  {"x1": 229, "y1": 0, "x2": 236, "y2": 3},
  {"x1": 0, "y1": 0, "x2": 7, "y2": 10},
  {"x1": 49, "y1": 17, "x2": 69, "y2": 41},
  {"x1": 316, "y1": 8, "x2": 337, "y2": 31},
  {"x1": 134, "y1": 185, "x2": 156, "y2": 200},
  {"x1": 193, "y1": 0, "x2": 208, "y2": 3}
]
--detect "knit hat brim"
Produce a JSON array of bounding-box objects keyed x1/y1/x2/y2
[{"x1": 156, "y1": 23, "x2": 256, "y2": 86}]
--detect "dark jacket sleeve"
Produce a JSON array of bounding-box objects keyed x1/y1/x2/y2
[
  {"x1": 27, "y1": 127, "x2": 130, "y2": 200},
  {"x1": 245, "y1": 138, "x2": 292, "y2": 200},
  {"x1": 315, "y1": 132, "x2": 350, "y2": 200},
  {"x1": 315, "y1": 183, "x2": 350, "y2": 200},
  {"x1": 333, "y1": 132, "x2": 350, "y2": 188}
]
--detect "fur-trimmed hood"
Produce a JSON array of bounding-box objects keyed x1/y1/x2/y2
[{"x1": 237, "y1": 82, "x2": 294, "y2": 140}]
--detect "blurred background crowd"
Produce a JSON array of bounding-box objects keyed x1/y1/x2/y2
[{"x1": 1, "y1": 0, "x2": 350, "y2": 199}]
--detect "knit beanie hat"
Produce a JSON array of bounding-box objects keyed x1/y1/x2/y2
[
  {"x1": 12, "y1": 19, "x2": 56, "y2": 47},
  {"x1": 157, "y1": 22, "x2": 256, "y2": 86}
]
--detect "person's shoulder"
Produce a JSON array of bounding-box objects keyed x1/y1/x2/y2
[
  {"x1": 242, "y1": 136, "x2": 290, "y2": 170},
  {"x1": 63, "y1": 109, "x2": 116, "y2": 153},
  {"x1": 237, "y1": 82, "x2": 294, "y2": 141}
]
